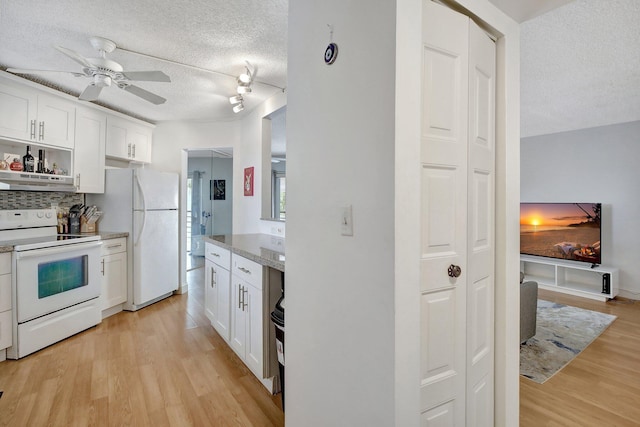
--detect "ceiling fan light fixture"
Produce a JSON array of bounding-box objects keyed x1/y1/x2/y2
[
  {"x1": 94, "y1": 74, "x2": 112, "y2": 88},
  {"x1": 229, "y1": 95, "x2": 243, "y2": 104},
  {"x1": 233, "y1": 103, "x2": 244, "y2": 113}
]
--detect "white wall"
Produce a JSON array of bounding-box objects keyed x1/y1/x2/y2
[
  {"x1": 234, "y1": 91, "x2": 287, "y2": 235},
  {"x1": 521, "y1": 120, "x2": 640, "y2": 299},
  {"x1": 286, "y1": 1, "x2": 397, "y2": 425},
  {"x1": 152, "y1": 121, "x2": 240, "y2": 174}
]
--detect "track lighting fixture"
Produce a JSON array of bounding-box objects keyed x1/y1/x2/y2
[
  {"x1": 229, "y1": 94, "x2": 243, "y2": 104},
  {"x1": 230, "y1": 61, "x2": 254, "y2": 113}
]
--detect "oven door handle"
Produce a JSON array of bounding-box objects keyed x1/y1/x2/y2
[{"x1": 14, "y1": 240, "x2": 103, "y2": 259}]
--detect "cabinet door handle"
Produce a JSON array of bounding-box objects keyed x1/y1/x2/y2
[
  {"x1": 132, "y1": 144, "x2": 136, "y2": 158},
  {"x1": 128, "y1": 143, "x2": 132, "y2": 157},
  {"x1": 39, "y1": 121, "x2": 45, "y2": 141},
  {"x1": 211, "y1": 267, "x2": 215, "y2": 288},
  {"x1": 238, "y1": 284, "x2": 242, "y2": 309},
  {"x1": 101, "y1": 259, "x2": 105, "y2": 275},
  {"x1": 75, "y1": 173, "x2": 81, "y2": 189},
  {"x1": 210, "y1": 252, "x2": 220, "y2": 258},
  {"x1": 242, "y1": 288, "x2": 248, "y2": 311},
  {"x1": 106, "y1": 243, "x2": 122, "y2": 249},
  {"x1": 30, "y1": 120, "x2": 36, "y2": 139},
  {"x1": 237, "y1": 266, "x2": 251, "y2": 275}
]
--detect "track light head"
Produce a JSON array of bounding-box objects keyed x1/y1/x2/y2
[
  {"x1": 229, "y1": 95, "x2": 243, "y2": 104},
  {"x1": 237, "y1": 85, "x2": 252, "y2": 94},
  {"x1": 232, "y1": 103, "x2": 244, "y2": 113}
]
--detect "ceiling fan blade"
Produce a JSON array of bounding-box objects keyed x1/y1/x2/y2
[
  {"x1": 121, "y1": 84, "x2": 166, "y2": 105},
  {"x1": 54, "y1": 45, "x2": 93, "y2": 69},
  {"x1": 120, "y1": 70, "x2": 171, "y2": 82},
  {"x1": 78, "y1": 84, "x2": 103, "y2": 101},
  {"x1": 7, "y1": 68, "x2": 86, "y2": 77}
]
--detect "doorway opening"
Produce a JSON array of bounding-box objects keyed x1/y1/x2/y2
[{"x1": 185, "y1": 148, "x2": 233, "y2": 272}]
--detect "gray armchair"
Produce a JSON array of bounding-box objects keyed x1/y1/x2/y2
[{"x1": 520, "y1": 280, "x2": 538, "y2": 343}]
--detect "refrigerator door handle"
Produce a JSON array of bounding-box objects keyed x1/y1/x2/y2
[{"x1": 134, "y1": 173, "x2": 147, "y2": 246}]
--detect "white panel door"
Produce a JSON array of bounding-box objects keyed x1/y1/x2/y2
[
  {"x1": 467, "y1": 20, "x2": 496, "y2": 426},
  {"x1": 133, "y1": 210, "x2": 179, "y2": 305},
  {"x1": 420, "y1": 1, "x2": 496, "y2": 424},
  {"x1": 420, "y1": 1, "x2": 469, "y2": 424}
]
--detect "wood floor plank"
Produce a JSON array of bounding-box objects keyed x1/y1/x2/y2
[
  {"x1": 0, "y1": 266, "x2": 284, "y2": 426},
  {"x1": 520, "y1": 289, "x2": 640, "y2": 425}
]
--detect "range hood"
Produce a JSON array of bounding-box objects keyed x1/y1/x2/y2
[{"x1": 0, "y1": 170, "x2": 76, "y2": 192}]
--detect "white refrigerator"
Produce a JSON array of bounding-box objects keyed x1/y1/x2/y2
[{"x1": 88, "y1": 168, "x2": 179, "y2": 311}]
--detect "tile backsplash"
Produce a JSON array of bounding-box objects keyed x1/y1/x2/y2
[{"x1": 0, "y1": 191, "x2": 84, "y2": 210}]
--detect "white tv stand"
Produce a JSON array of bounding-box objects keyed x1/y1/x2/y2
[{"x1": 520, "y1": 255, "x2": 618, "y2": 302}]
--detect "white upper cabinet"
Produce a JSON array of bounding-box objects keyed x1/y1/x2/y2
[
  {"x1": 106, "y1": 114, "x2": 152, "y2": 163},
  {"x1": 0, "y1": 80, "x2": 37, "y2": 141},
  {"x1": 36, "y1": 94, "x2": 76, "y2": 149},
  {"x1": 74, "y1": 106, "x2": 106, "y2": 193},
  {"x1": 0, "y1": 78, "x2": 75, "y2": 149}
]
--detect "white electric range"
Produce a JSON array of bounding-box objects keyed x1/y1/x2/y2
[{"x1": 0, "y1": 208, "x2": 102, "y2": 359}]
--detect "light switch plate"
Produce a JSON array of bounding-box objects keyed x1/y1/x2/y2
[{"x1": 341, "y1": 205, "x2": 353, "y2": 236}]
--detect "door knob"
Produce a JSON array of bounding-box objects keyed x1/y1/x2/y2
[{"x1": 448, "y1": 264, "x2": 462, "y2": 278}]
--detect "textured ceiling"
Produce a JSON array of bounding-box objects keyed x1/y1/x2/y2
[
  {"x1": 4, "y1": 0, "x2": 634, "y2": 137},
  {"x1": 521, "y1": 0, "x2": 640, "y2": 137},
  {"x1": 0, "y1": 0, "x2": 287, "y2": 124},
  {"x1": 488, "y1": 0, "x2": 574, "y2": 22}
]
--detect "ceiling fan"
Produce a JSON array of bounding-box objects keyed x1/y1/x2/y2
[{"x1": 7, "y1": 36, "x2": 170, "y2": 105}]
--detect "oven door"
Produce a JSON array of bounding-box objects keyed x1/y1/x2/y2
[{"x1": 15, "y1": 240, "x2": 103, "y2": 323}]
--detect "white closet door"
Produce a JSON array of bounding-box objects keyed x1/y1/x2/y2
[
  {"x1": 466, "y1": 19, "x2": 496, "y2": 427},
  {"x1": 419, "y1": 1, "x2": 496, "y2": 425},
  {"x1": 420, "y1": 2, "x2": 469, "y2": 424}
]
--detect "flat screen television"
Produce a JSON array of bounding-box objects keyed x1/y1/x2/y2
[{"x1": 520, "y1": 202, "x2": 602, "y2": 265}]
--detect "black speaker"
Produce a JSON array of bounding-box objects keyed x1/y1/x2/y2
[{"x1": 602, "y1": 273, "x2": 610, "y2": 294}]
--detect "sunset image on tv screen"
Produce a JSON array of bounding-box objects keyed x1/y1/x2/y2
[{"x1": 520, "y1": 203, "x2": 601, "y2": 264}]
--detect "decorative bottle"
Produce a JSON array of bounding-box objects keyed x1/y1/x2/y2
[
  {"x1": 22, "y1": 145, "x2": 34, "y2": 172},
  {"x1": 37, "y1": 149, "x2": 45, "y2": 173}
]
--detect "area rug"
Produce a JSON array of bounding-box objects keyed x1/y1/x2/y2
[{"x1": 519, "y1": 299, "x2": 616, "y2": 384}]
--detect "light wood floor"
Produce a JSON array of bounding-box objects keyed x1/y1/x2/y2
[
  {"x1": 0, "y1": 267, "x2": 284, "y2": 427},
  {"x1": 520, "y1": 289, "x2": 640, "y2": 426}
]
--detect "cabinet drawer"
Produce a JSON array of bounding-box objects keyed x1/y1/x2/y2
[
  {"x1": 0, "y1": 274, "x2": 10, "y2": 312},
  {"x1": 101, "y1": 238, "x2": 127, "y2": 256},
  {"x1": 0, "y1": 310, "x2": 11, "y2": 350},
  {"x1": 205, "y1": 242, "x2": 231, "y2": 268},
  {"x1": 0, "y1": 253, "x2": 11, "y2": 275},
  {"x1": 232, "y1": 254, "x2": 263, "y2": 290}
]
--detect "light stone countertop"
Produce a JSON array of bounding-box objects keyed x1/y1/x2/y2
[{"x1": 204, "y1": 233, "x2": 285, "y2": 272}]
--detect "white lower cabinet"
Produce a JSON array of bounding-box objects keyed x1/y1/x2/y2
[
  {"x1": 231, "y1": 275, "x2": 264, "y2": 376},
  {"x1": 0, "y1": 253, "x2": 12, "y2": 358},
  {"x1": 100, "y1": 238, "x2": 128, "y2": 315},
  {"x1": 205, "y1": 243, "x2": 231, "y2": 341},
  {"x1": 230, "y1": 254, "x2": 264, "y2": 378}
]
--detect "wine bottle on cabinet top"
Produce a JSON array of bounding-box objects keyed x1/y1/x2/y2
[{"x1": 23, "y1": 145, "x2": 34, "y2": 172}]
